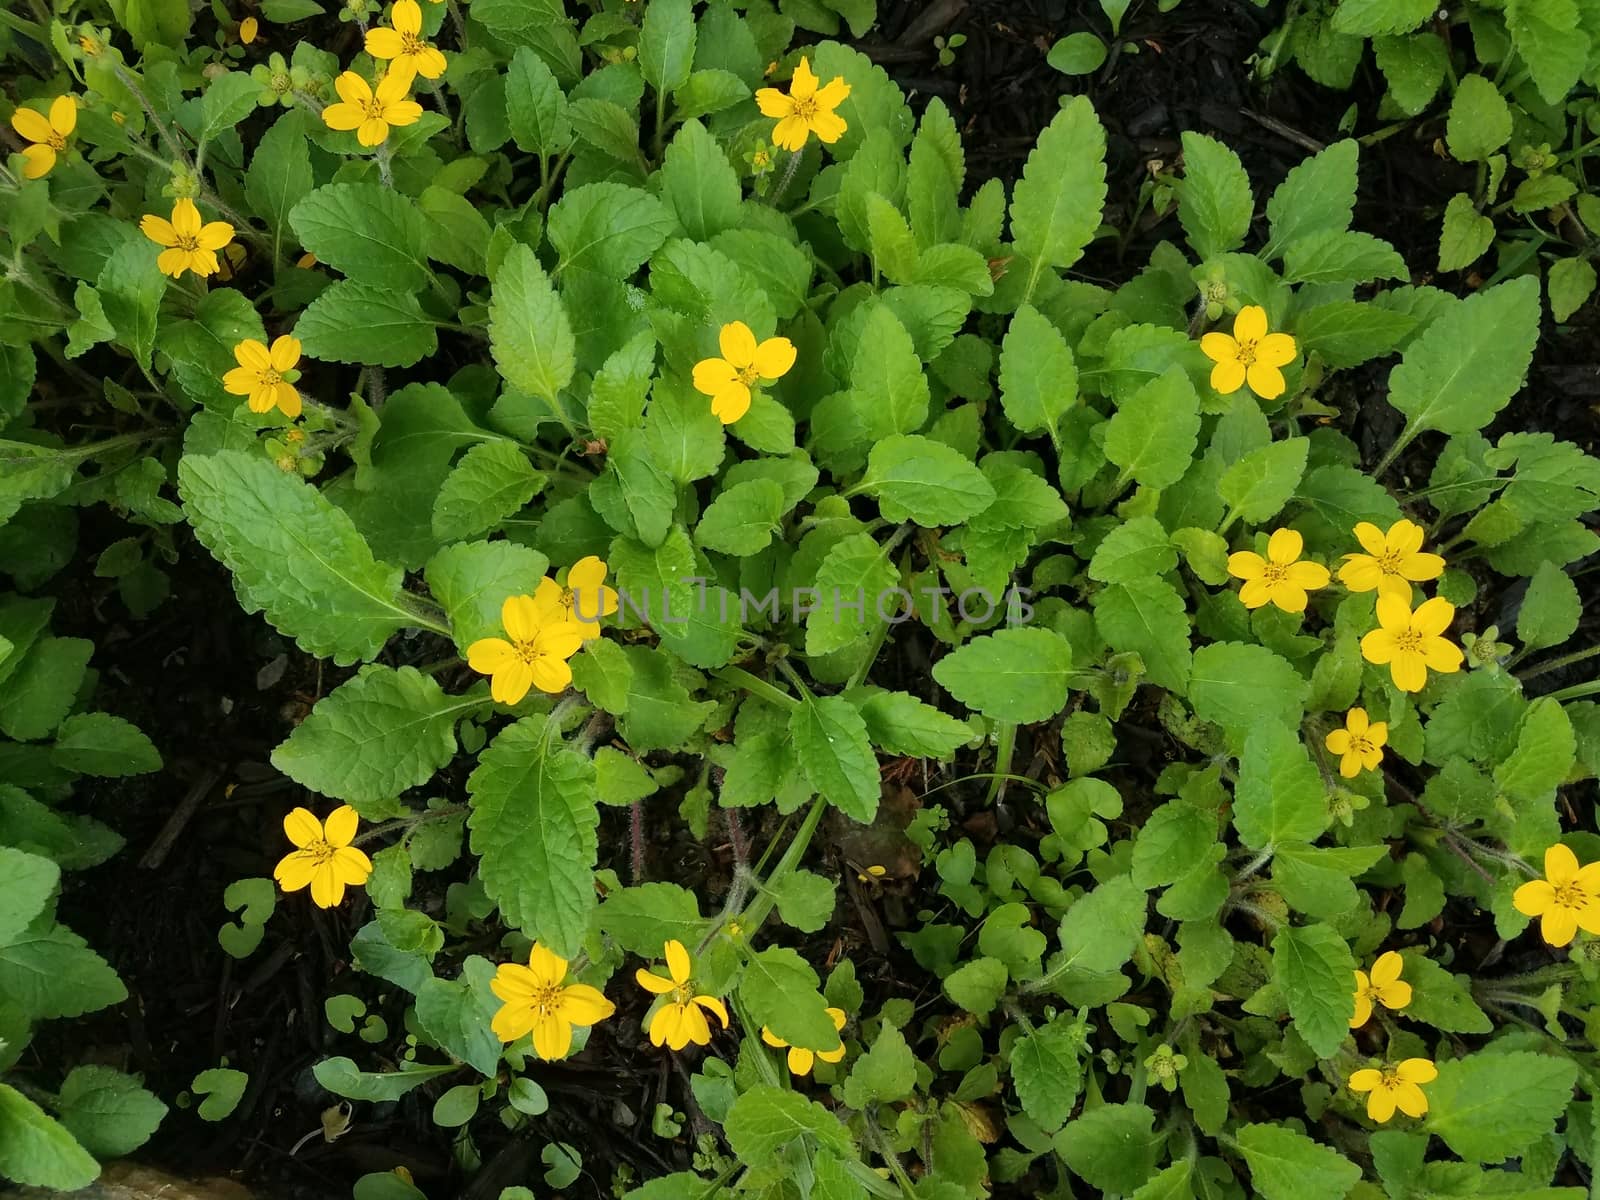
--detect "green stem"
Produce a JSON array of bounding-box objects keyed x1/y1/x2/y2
[
  {"x1": 1546, "y1": 678, "x2": 1600, "y2": 703},
  {"x1": 354, "y1": 802, "x2": 470, "y2": 846},
  {"x1": 736, "y1": 794, "x2": 827, "y2": 938},
  {"x1": 713, "y1": 665, "x2": 800, "y2": 711},
  {"x1": 860, "y1": 1107, "x2": 919, "y2": 1200},
  {"x1": 1371, "y1": 425, "x2": 1418, "y2": 480},
  {"x1": 983, "y1": 722, "x2": 1017, "y2": 807},
  {"x1": 1519, "y1": 643, "x2": 1600, "y2": 682}
]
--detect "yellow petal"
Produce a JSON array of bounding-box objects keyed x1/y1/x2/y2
[
  {"x1": 1392, "y1": 1081, "x2": 1428, "y2": 1118},
  {"x1": 492, "y1": 1000, "x2": 536, "y2": 1043},
  {"x1": 557, "y1": 983, "x2": 615, "y2": 1026},
  {"x1": 1338, "y1": 556, "x2": 1383, "y2": 593},
  {"x1": 502, "y1": 593, "x2": 540, "y2": 641},
  {"x1": 807, "y1": 109, "x2": 847, "y2": 144},
  {"x1": 1390, "y1": 651, "x2": 1427, "y2": 693},
  {"x1": 1325, "y1": 730, "x2": 1352, "y2": 755},
  {"x1": 754, "y1": 88, "x2": 793, "y2": 118},
  {"x1": 1227, "y1": 550, "x2": 1266, "y2": 581},
  {"x1": 665, "y1": 939, "x2": 692, "y2": 985},
  {"x1": 534, "y1": 621, "x2": 586, "y2": 661},
  {"x1": 492, "y1": 962, "x2": 538, "y2": 1000},
  {"x1": 323, "y1": 102, "x2": 365, "y2": 132},
  {"x1": 333, "y1": 845, "x2": 372, "y2": 885},
  {"x1": 1512, "y1": 878, "x2": 1555, "y2": 917},
  {"x1": 528, "y1": 941, "x2": 568, "y2": 987},
  {"x1": 527, "y1": 655, "x2": 573, "y2": 694},
  {"x1": 718, "y1": 321, "x2": 759, "y2": 368},
  {"x1": 235, "y1": 339, "x2": 270, "y2": 370},
  {"x1": 1245, "y1": 362, "x2": 1286, "y2": 400},
  {"x1": 1286, "y1": 560, "x2": 1329, "y2": 590},
  {"x1": 789, "y1": 56, "x2": 819, "y2": 100},
  {"x1": 1399, "y1": 551, "x2": 1445, "y2": 582},
  {"x1": 323, "y1": 805, "x2": 359, "y2": 847},
  {"x1": 1233, "y1": 304, "x2": 1268, "y2": 343},
  {"x1": 710, "y1": 383, "x2": 752, "y2": 424},
  {"x1": 1377, "y1": 979, "x2": 1412, "y2": 1010},
  {"x1": 1209, "y1": 358, "x2": 1246, "y2": 395},
  {"x1": 770, "y1": 114, "x2": 810, "y2": 152},
  {"x1": 1545, "y1": 844, "x2": 1581, "y2": 887},
  {"x1": 1339, "y1": 751, "x2": 1361, "y2": 778},
  {"x1": 222, "y1": 367, "x2": 258, "y2": 397},
  {"x1": 693, "y1": 356, "x2": 739, "y2": 398},
  {"x1": 366, "y1": 27, "x2": 407, "y2": 59},
  {"x1": 1360, "y1": 627, "x2": 1396, "y2": 665},
  {"x1": 283, "y1": 807, "x2": 322, "y2": 848},
  {"x1": 1365, "y1": 721, "x2": 1387, "y2": 748},
  {"x1": 334, "y1": 71, "x2": 373, "y2": 105},
  {"x1": 1349, "y1": 989, "x2": 1371, "y2": 1028},
  {"x1": 1266, "y1": 527, "x2": 1303, "y2": 564},
  {"x1": 274, "y1": 849, "x2": 318, "y2": 891},
  {"x1": 357, "y1": 116, "x2": 391, "y2": 147},
  {"x1": 1369, "y1": 950, "x2": 1403, "y2": 986},
  {"x1": 1395, "y1": 1058, "x2": 1436, "y2": 1085},
  {"x1": 11, "y1": 106, "x2": 55, "y2": 145},
  {"x1": 491, "y1": 660, "x2": 534, "y2": 705},
  {"x1": 413, "y1": 46, "x2": 448, "y2": 79},
  {"x1": 1421, "y1": 636, "x2": 1462, "y2": 674},
  {"x1": 171, "y1": 197, "x2": 202, "y2": 237},
  {"x1": 1268, "y1": 581, "x2": 1308, "y2": 614},
  {"x1": 787, "y1": 1046, "x2": 814, "y2": 1075},
  {"x1": 1375, "y1": 593, "x2": 1412, "y2": 635},
  {"x1": 761, "y1": 1026, "x2": 788, "y2": 1048},
  {"x1": 531, "y1": 1014, "x2": 572, "y2": 1060},
  {"x1": 384, "y1": 100, "x2": 423, "y2": 128},
  {"x1": 392, "y1": 0, "x2": 422, "y2": 35},
  {"x1": 1347, "y1": 1068, "x2": 1381, "y2": 1093},
  {"x1": 467, "y1": 637, "x2": 515, "y2": 674},
  {"x1": 1238, "y1": 577, "x2": 1274, "y2": 609},
  {"x1": 1255, "y1": 331, "x2": 1296, "y2": 367},
  {"x1": 1366, "y1": 1086, "x2": 1397, "y2": 1123},
  {"x1": 678, "y1": 1002, "x2": 711, "y2": 1047},
  {"x1": 1352, "y1": 522, "x2": 1388, "y2": 557},
  {"x1": 1412, "y1": 596, "x2": 1455, "y2": 637},
  {"x1": 648, "y1": 1002, "x2": 681, "y2": 1047},
  {"x1": 636, "y1": 968, "x2": 677, "y2": 995},
  {"x1": 752, "y1": 337, "x2": 797, "y2": 380},
  {"x1": 140, "y1": 213, "x2": 179, "y2": 247},
  {"x1": 310, "y1": 861, "x2": 344, "y2": 908},
  {"x1": 156, "y1": 248, "x2": 194, "y2": 278},
  {"x1": 1542, "y1": 905, "x2": 1580, "y2": 947},
  {"x1": 694, "y1": 994, "x2": 729, "y2": 1029},
  {"x1": 275, "y1": 384, "x2": 303, "y2": 419},
  {"x1": 1198, "y1": 331, "x2": 1238, "y2": 365},
  {"x1": 19, "y1": 144, "x2": 55, "y2": 179},
  {"x1": 813, "y1": 76, "x2": 851, "y2": 110},
  {"x1": 1346, "y1": 707, "x2": 1369, "y2": 736}
]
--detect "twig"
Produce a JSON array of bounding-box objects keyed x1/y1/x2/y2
[{"x1": 140, "y1": 764, "x2": 227, "y2": 868}]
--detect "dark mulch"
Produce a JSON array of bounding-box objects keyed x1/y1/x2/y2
[{"x1": 21, "y1": 1, "x2": 1600, "y2": 1197}]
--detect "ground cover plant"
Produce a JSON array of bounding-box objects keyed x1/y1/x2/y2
[{"x1": 2, "y1": 0, "x2": 1599, "y2": 1196}]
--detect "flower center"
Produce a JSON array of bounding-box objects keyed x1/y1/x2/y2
[
  {"x1": 402, "y1": 32, "x2": 425, "y2": 55},
  {"x1": 1349, "y1": 734, "x2": 1375, "y2": 755},
  {"x1": 271, "y1": 72, "x2": 292, "y2": 94},
  {"x1": 511, "y1": 637, "x2": 544, "y2": 665},
  {"x1": 362, "y1": 96, "x2": 388, "y2": 119},
  {"x1": 305, "y1": 837, "x2": 336, "y2": 864},
  {"x1": 1555, "y1": 882, "x2": 1589, "y2": 911},
  {"x1": 736, "y1": 364, "x2": 761, "y2": 386},
  {"x1": 1378, "y1": 1069, "x2": 1404, "y2": 1092},
  {"x1": 1378, "y1": 551, "x2": 1405, "y2": 573},
  {"x1": 791, "y1": 96, "x2": 818, "y2": 121},
  {"x1": 260, "y1": 368, "x2": 282, "y2": 386},
  {"x1": 45, "y1": 131, "x2": 66, "y2": 150},
  {"x1": 671, "y1": 982, "x2": 695, "y2": 1007},
  {"x1": 176, "y1": 233, "x2": 200, "y2": 252},
  {"x1": 1235, "y1": 338, "x2": 1258, "y2": 366},
  {"x1": 529, "y1": 983, "x2": 563, "y2": 1017},
  {"x1": 1393, "y1": 629, "x2": 1423, "y2": 653},
  {"x1": 1261, "y1": 561, "x2": 1289, "y2": 585}
]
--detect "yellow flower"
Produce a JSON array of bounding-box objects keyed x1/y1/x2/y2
[
  {"x1": 1359, "y1": 594, "x2": 1463, "y2": 693},
  {"x1": 1325, "y1": 707, "x2": 1387, "y2": 779},
  {"x1": 9, "y1": 95, "x2": 76, "y2": 180},
  {"x1": 1349, "y1": 950, "x2": 1410, "y2": 1028},
  {"x1": 691, "y1": 321, "x2": 796, "y2": 424},
  {"x1": 1225, "y1": 527, "x2": 1330, "y2": 613},
  {"x1": 79, "y1": 33, "x2": 104, "y2": 57},
  {"x1": 1338, "y1": 519, "x2": 1445, "y2": 603},
  {"x1": 466, "y1": 595, "x2": 586, "y2": 704},
  {"x1": 365, "y1": 0, "x2": 447, "y2": 80},
  {"x1": 761, "y1": 1007, "x2": 847, "y2": 1076},
  {"x1": 273, "y1": 805, "x2": 373, "y2": 907},
  {"x1": 1200, "y1": 305, "x2": 1297, "y2": 400},
  {"x1": 1513, "y1": 844, "x2": 1600, "y2": 947},
  {"x1": 1347, "y1": 1058, "x2": 1437, "y2": 1123},
  {"x1": 322, "y1": 68, "x2": 423, "y2": 147},
  {"x1": 754, "y1": 56, "x2": 850, "y2": 152},
  {"x1": 490, "y1": 942, "x2": 615, "y2": 1057},
  {"x1": 533, "y1": 556, "x2": 618, "y2": 640},
  {"x1": 239, "y1": 15, "x2": 258, "y2": 43},
  {"x1": 140, "y1": 197, "x2": 236, "y2": 279},
  {"x1": 635, "y1": 939, "x2": 729, "y2": 1051},
  {"x1": 296, "y1": 251, "x2": 318, "y2": 269},
  {"x1": 223, "y1": 334, "x2": 302, "y2": 418}
]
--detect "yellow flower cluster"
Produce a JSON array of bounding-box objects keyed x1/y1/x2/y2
[
  {"x1": 1342, "y1": 953, "x2": 1436, "y2": 1122},
  {"x1": 1514, "y1": 844, "x2": 1600, "y2": 947},
  {"x1": 466, "y1": 558, "x2": 618, "y2": 705},
  {"x1": 140, "y1": 197, "x2": 237, "y2": 280},
  {"x1": 1225, "y1": 518, "x2": 1462, "y2": 694},
  {"x1": 321, "y1": 0, "x2": 440, "y2": 147}
]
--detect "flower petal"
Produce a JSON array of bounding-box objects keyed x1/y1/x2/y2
[
  {"x1": 283, "y1": 807, "x2": 322, "y2": 848},
  {"x1": 1353, "y1": 522, "x2": 1388, "y2": 557},
  {"x1": 323, "y1": 805, "x2": 359, "y2": 847},
  {"x1": 710, "y1": 383, "x2": 752, "y2": 424},
  {"x1": 1360, "y1": 627, "x2": 1396, "y2": 665},
  {"x1": 322, "y1": 101, "x2": 364, "y2": 132},
  {"x1": 1392, "y1": 1082, "x2": 1428, "y2": 1118},
  {"x1": 1347, "y1": 1068, "x2": 1381, "y2": 1093},
  {"x1": 223, "y1": 367, "x2": 258, "y2": 396},
  {"x1": 392, "y1": 0, "x2": 422, "y2": 34},
  {"x1": 492, "y1": 1000, "x2": 536, "y2": 1043},
  {"x1": 491, "y1": 659, "x2": 534, "y2": 705},
  {"x1": 140, "y1": 214, "x2": 179, "y2": 247},
  {"x1": 1209, "y1": 358, "x2": 1246, "y2": 395},
  {"x1": 1513, "y1": 878, "x2": 1556, "y2": 916},
  {"x1": 270, "y1": 335, "x2": 302, "y2": 371},
  {"x1": 636, "y1": 969, "x2": 677, "y2": 995},
  {"x1": 1227, "y1": 550, "x2": 1266, "y2": 581},
  {"x1": 1325, "y1": 729, "x2": 1352, "y2": 755},
  {"x1": 502, "y1": 593, "x2": 539, "y2": 642},
  {"x1": 1245, "y1": 362, "x2": 1286, "y2": 400},
  {"x1": 1266, "y1": 527, "x2": 1303, "y2": 564},
  {"x1": 813, "y1": 76, "x2": 851, "y2": 110},
  {"x1": 1399, "y1": 552, "x2": 1445, "y2": 582},
  {"x1": 1542, "y1": 905, "x2": 1579, "y2": 947},
  {"x1": 1338, "y1": 556, "x2": 1383, "y2": 593},
  {"x1": 310, "y1": 861, "x2": 345, "y2": 908},
  {"x1": 1269, "y1": 581, "x2": 1308, "y2": 613},
  {"x1": 366, "y1": 26, "x2": 406, "y2": 58},
  {"x1": 568, "y1": 555, "x2": 608, "y2": 591},
  {"x1": 1233, "y1": 304, "x2": 1268, "y2": 343},
  {"x1": 1255, "y1": 332, "x2": 1296, "y2": 367},
  {"x1": 156, "y1": 248, "x2": 193, "y2": 278},
  {"x1": 665, "y1": 939, "x2": 692, "y2": 985},
  {"x1": 1366, "y1": 1086, "x2": 1397, "y2": 1123},
  {"x1": 1238, "y1": 577, "x2": 1274, "y2": 609},
  {"x1": 787, "y1": 1046, "x2": 814, "y2": 1075},
  {"x1": 761, "y1": 1026, "x2": 788, "y2": 1048},
  {"x1": 754, "y1": 88, "x2": 792, "y2": 118},
  {"x1": 50, "y1": 95, "x2": 78, "y2": 136},
  {"x1": 1390, "y1": 651, "x2": 1427, "y2": 693},
  {"x1": 532, "y1": 1014, "x2": 572, "y2": 1060},
  {"x1": 527, "y1": 941, "x2": 568, "y2": 986},
  {"x1": 752, "y1": 337, "x2": 797, "y2": 380},
  {"x1": 1285, "y1": 560, "x2": 1330, "y2": 590},
  {"x1": 1378, "y1": 979, "x2": 1412, "y2": 1010},
  {"x1": 770, "y1": 114, "x2": 810, "y2": 151},
  {"x1": 1346, "y1": 707, "x2": 1369, "y2": 736},
  {"x1": 1349, "y1": 989, "x2": 1372, "y2": 1028},
  {"x1": 648, "y1": 1002, "x2": 680, "y2": 1047},
  {"x1": 1412, "y1": 596, "x2": 1455, "y2": 638},
  {"x1": 1369, "y1": 950, "x2": 1402, "y2": 986},
  {"x1": 528, "y1": 655, "x2": 573, "y2": 694},
  {"x1": 534, "y1": 622, "x2": 586, "y2": 662},
  {"x1": 334, "y1": 71, "x2": 373, "y2": 105},
  {"x1": 19, "y1": 144, "x2": 55, "y2": 178},
  {"x1": 1421, "y1": 636, "x2": 1463, "y2": 674},
  {"x1": 1375, "y1": 593, "x2": 1413, "y2": 635},
  {"x1": 1546, "y1": 844, "x2": 1580, "y2": 888},
  {"x1": 678, "y1": 1002, "x2": 711, "y2": 1047},
  {"x1": 333, "y1": 845, "x2": 373, "y2": 885},
  {"x1": 467, "y1": 637, "x2": 515, "y2": 674},
  {"x1": 692, "y1": 356, "x2": 739, "y2": 398},
  {"x1": 694, "y1": 994, "x2": 729, "y2": 1029},
  {"x1": 10, "y1": 106, "x2": 54, "y2": 145},
  {"x1": 1199, "y1": 332, "x2": 1238, "y2": 365},
  {"x1": 1396, "y1": 1058, "x2": 1437, "y2": 1085},
  {"x1": 493, "y1": 963, "x2": 538, "y2": 999},
  {"x1": 789, "y1": 56, "x2": 819, "y2": 100},
  {"x1": 557, "y1": 983, "x2": 615, "y2": 1026},
  {"x1": 171, "y1": 198, "x2": 202, "y2": 237},
  {"x1": 807, "y1": 109, "x2": 847, "y2": 143},
  {"x1": 718, "y1": 321, "x2": 758, "y2": 368},
  {"x1": 274, "y1": 849, "x2": 318, "y2": 891},
  {"x1": 357, "y1": 116, "x2": 391, "y2": 146}
]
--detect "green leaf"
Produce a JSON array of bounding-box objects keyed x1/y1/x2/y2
[
  {"x1": 489, "y1": 243, "x2": 576, "y2": 408},
  {"x1": 740, "y1": 946, "x2": 839, "y2": 1049},
  {"x1": 1270, "y1": 923, "x2": 1355, "y2": 1057},
  {"x1": 855, "y1": 435, "x2": 994, "y2": 526},
  {"x1": 695, "y1": 480, "x2": 785, "y2": 556},
  {"x1": 854, "y1": 690, "x2": 971, "y2": 758},
  {"x1": 293, "y1": 280, "x2": 437, "y2": 368},
  {"x1": 1051, "y1": 874, "x2": 1146, "y2": 978},
  {"x1": 1331, "y1": 0, "x2": 1432, "y2": 33},
  {"x1": 1235, "y1": 1123, "x2": 1361, "y2": 1200},
  {"x1": 52, "y1": 713, "x2": 162, "y2": 777},
  {"x1": 431, "y1": 441, "x2": 546, "y2": 541},
  {"x1": 505, "y1": 46, "x2": 572, "y2": 155},
  {"x1": 1494, "y1": 697, "x2": 1574, "y2": 803},
  {"x1": 1272, "y1": 843, "x2": 1385, "y2": 918},
  {"x1": 723, "y1": 1086, "x2": 854, "y2": 1168},
  {"x1": 944, "y1": 956, "x2": 1009, "y2": 1015},
  {"x1": 1438, "y1": 193, "x2": 1495, "y2": 272},
  {"x1": 1396, "y1": 950, "x2": 1491, "y2": 1033},
  {"x1": 1178, "y1": 131, "x2": 1253, "y2": 261},
  {"x1": 0, "y1": 923, "x2": 126, "y2": 1020},
  {"x1": 270, "y1": 666, "x2": 478, "y2": 815},
  {"x1": 1282, "y1": 230, "x2": 1407, "y2": 284},
  {"x1": 1088, "y1": 517, "x2": 1175, "y2": 584},
  {"x1": 414, "y1": 960, "x2": 502, "y2": 1075},
  {"x1": 1446, "y1": 75, "x2": 1512, "y2": 162},
  {"x1": 1055, "y1": 1104, "x2": 1164, "y2": 1195},
  {"x1": 419, "y1": 187, "x2": 490, "y2": 276},
  {"x1": 1518, "y1": 561, "x2": 1581, "y2": 651},
  {"x1": 638, "y1": 0, "x2": 696, "y2": 96},
  {"x1": 1190, "y1": 642, "x2": 1308, "y2": 743},
  {"x1": 466, "y1": 715, "x2": 600, "y2": 957},
  {"x1": 311, "y1": 1057, "x2": 452, "y2": 1103},
  {"x1": 851, "y1": 304, "x2": 929, "y2": 439},
  {"x1": 57, "y1": 1066, "x2": 167, "y2": 1158},
  {"x1": 1047, "y1": 32, "x2": 1108, "y2": 74},
  {"x1": 1264, "y1": 139, "x2": 1357, "y2": 259},
  {"x1": 807, "y1": 532, "x2": 898, "y2": 655},
  {"x1": 599, "y1": 882, "x2": 704, "y2": 956},
  {"x1": 673, "y1": 69, "x2": 750, "y2": 121},
  {"x1": 179, "y1": 451, "x2": 416, "y2": 665},
  {"x1": 1092, "y1": 579, "x2": 1192, "y2": 693},
  {"x1": 1009, "y1": 96, "x2": 1107, "y2": 301},
  {"x1": 1103, "y1": 366, "x2": 1201, "y2": 490},
  {"x1": 659, "y1": 119, "x2": 741, "y2": 241},
  {"x1": 1010, "y1": 1014, "x2": 1084, "y2": 1130},
  {"x1": 1132, "y1": 802, "x2": 1215, "y2": 888},
  {"x1": 1425, "y1": 1051, "x2": 1578, "y2": 1163},
  {"x1": 570, "y1": 637, "x2": 634, "y2": 714},
  {"x1": 998, "y1": 304, "x2": 1078, "y2": 440},
  {"x1": 0, "y1": 636, "x2": 92, "y2": 741},
  {"x1": 424, "y1": 540, "x2": 549, "y2": 654},
  {"x1": 1374, "y1": 32, "x2": 1447, "y2": 115},
  {"x1": 1508, "y1": 0, "x2": 1590, "y2": 105},
  {"x1": 1387, "y1": 276, "x2": 1541, "y2": 436},
  {"x1": 768, "y1": 869, "x2": 836, "y2": 934},
  {"x1": 1292, "y1": 302, "x2": 1417, "y2": 369},
  {"x1": 0, "y1": 1082, "x2": 98, "y2": 1190},
  {"x1": 1548, "y1": 257, "x2": 1597, "y2": 323},
  {"x1": 549, "y1": 183, "x2": 673, "y2": 278},
  {"x1": 289, "y1": 182, "x2": 430, "y2": 291},
  {"x1": 841, "y1": 1023, "x2": 916, "y2": 1108},
  {"x1": 1218, "y1": 438, "x2": 1309, "y2": 524},
  {"x1": 96, "y1": 241, "x2": 166, "y2": 372},
  {"x1": 1233, "y1": 724, "x2": 1328, "y2": 850},
  {"x1": 0, "y1": 848, "x2": 58, "y2": 946},
  {"x1": 790, "y1": 696, "x2": 879, "y2": 822},
  {"x1": 932, "y1": 627, "x2": 1073, "y2": 723},
  {"x1": 907, "y1": 98, "x2": 963, "y2": 246}
]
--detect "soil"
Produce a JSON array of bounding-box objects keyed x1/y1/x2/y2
[{"x1": 20, "y1": 1, "x2": 1600, "y2": 1197}]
